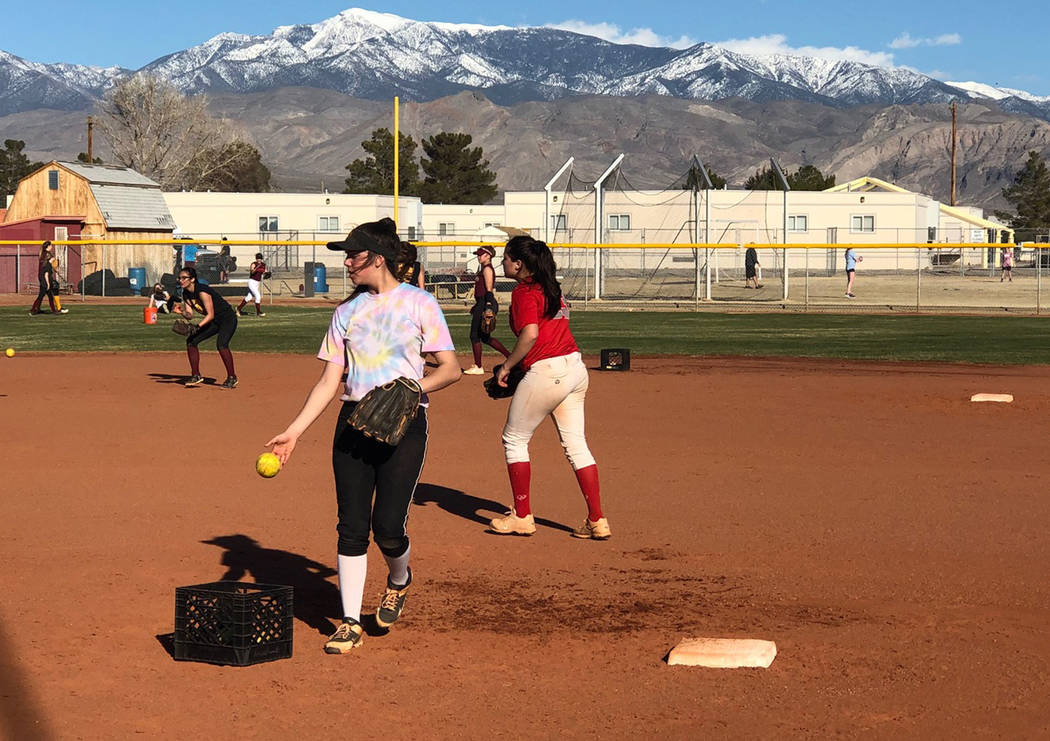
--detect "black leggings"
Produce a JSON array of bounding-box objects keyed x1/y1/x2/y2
[
  {"x1": 332, "y1": 402, "x2": 428, "y2": 558},
  {"x1": 186, "y1": 316, "x2": 237, "y2": 349},
  {"x1": 469, "y1": 299, "x2": 498, "y2": 343}
]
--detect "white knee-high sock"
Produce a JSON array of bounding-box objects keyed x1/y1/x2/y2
[
  {"x1": 382, "y1": 545, "x2": 411, "y2": 588},
  {"x1": 337, "y1": 554, "x2": 367, "y2": 621}
]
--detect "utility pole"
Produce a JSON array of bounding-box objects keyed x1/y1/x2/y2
[
  {"x1": 950, "y1": 102, "x2": 957, "y2": 207},
  {"x1": 87, "y1": 116, "x2": 94, "y2": 162}
]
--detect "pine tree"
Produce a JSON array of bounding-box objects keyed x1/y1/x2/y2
[
  {"x1": 343, "y1": 128, "x2": 420, "y2": 195},
  {"x1": 745, "y1": 164, "x2": 834, "y2": 190},
  {"x1": 0, "y1": 139, "x2": 42, "y2": 197},
  {"x1": 994, "y1": 150, "x2": 1050, "y2": 232},
  {"x1": 418, "y1": 132, "x2": 498, "y2": 204},
  {"x1": 192, "y1": 141, "x2": 271, "y2": 192},
  {"x1": 789, "y1": 164, "x2": 835, "y2": 190},
  {"x1": 682, "y1": 164, "x2": 726, "y2": 190}
]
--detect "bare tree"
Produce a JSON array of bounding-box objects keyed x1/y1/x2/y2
[{"x1": 97, "y1": 74, "x2": 266, "y2": 191}]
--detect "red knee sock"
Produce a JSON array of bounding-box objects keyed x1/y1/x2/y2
[
  {"x1": 187, "y1": 345, "x2": 201, "y2": 375},
  {"x1": 574, "y1": 465, "x2": 603, "y2": 521},
  {"x1": 472, "y1": 341, "x2": 483, "y2": 366},
  {"x1": 507, "y1": 462, "x2": 531, "y2": 517},
  {"x1": 218, "y1": 348, "x2": 236, "y2": 377}
]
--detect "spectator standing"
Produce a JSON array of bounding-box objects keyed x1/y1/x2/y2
[
  {"x1": 1001, "y1": 247, "x2": 1014, "y2": 283},
  {"x1": 845, "y1": 247, "x2": 862, "y2": 298},
  {"x1": 744, "y1": 247, "x2": 762, "y2": 289}
]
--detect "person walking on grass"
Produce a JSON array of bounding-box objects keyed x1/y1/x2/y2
[
  {"x1": 464, "y1": 246, "x2": 510, "y2": 375},
  {"x1": 29, "y1": 241, "x2": 67, "y2": 316},
  {"x1": 174, "y1": 267, "x2": 239, "y2": 389},
  {"x1": 265, "y1": 217, "x2": 461, "y2": 655},
  {"x1": 487, "y1": 235, "x2": 610, "y2": 541},
  {"x1": 845, "y1": 247, "x2": 862, "y2": 298}
]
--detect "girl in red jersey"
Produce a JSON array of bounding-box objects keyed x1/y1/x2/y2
[{"x1": 487, "y1": 235, "x2": 610, "y2": 540}]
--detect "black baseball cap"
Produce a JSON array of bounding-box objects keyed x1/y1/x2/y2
[{"x1": 326, "y1": 227, "x2": 398, "y2": 261}]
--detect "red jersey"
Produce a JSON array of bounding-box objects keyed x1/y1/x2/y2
[{"x1": 509, "y1": 281, "x2": 578, "y2": 369}]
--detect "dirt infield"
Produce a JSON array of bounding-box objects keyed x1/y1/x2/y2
[{"x1": 2, "y1": 353, "x2": 1050, "y2": 738}]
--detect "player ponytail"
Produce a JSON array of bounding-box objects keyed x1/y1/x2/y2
[
  {"x1": 505, "y1": 235, "x2": 562, "y2": 318},
  {"x1": 395, "y1": 241, "x2": 418, "y2": 282}
]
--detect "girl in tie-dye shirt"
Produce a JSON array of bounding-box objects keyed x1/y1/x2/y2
[{"x1": 267, "y1": 218, "x2": 461, "y2": 655}]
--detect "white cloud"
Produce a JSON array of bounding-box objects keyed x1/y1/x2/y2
[
  {"x1": 546, "y1": 20, "x2": 697, "y2": 49},
  {"x1": 890, "y1": 32, "x2": 962, "y2": 49},
  {"x1": 716, "y1": 34, "x2": 896, "y2": 67}
]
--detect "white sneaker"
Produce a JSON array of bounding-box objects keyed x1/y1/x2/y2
[
  {"x1": 488, "y1": 511, "x2": 536, "y2": 536},
  {"x1": 463, "y1": 365, "x2": 485, "y2": 375}
]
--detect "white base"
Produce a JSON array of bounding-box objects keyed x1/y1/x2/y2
[
  {"x1": 667, "y1": 637, "x2": 777, "y2": 668},
  {"x1": 970, "y1": 393, "x2": 1013, "y2": 403}
]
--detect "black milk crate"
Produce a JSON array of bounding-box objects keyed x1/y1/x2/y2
[
  {"x1": 174, "y1": 581, "x2": 293, "y2": 666},
  {"x1": 600, "y1": 348, "x2": 630, "y2": 371}
]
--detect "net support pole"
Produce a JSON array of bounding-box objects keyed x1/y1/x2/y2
[
  {"x1": 544, "y1": 157, "x2": 574, "y2": 243},
  {"x1": 705, "y1": 192, "x2": 712, "y2": 300},
  {"x1": 593, "y1": 154, "x2": 624, "y2": 300}
]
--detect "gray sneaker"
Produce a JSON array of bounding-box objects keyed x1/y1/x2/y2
[
  {"x1": 324, "y1": 617, "x2": 364, "y2": 654},
  {"x1": 376, "y1": 568, "x2": 412, "y2": 628},
  {"x1": 184, "y1": 374, "x2": 204, "y2": 387}
]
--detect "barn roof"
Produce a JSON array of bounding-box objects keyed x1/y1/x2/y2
[
  {"x1": 57, "y1": 161, "x2": 161, "y2": 188},
  {"x1": 90, "y1": 184, "x2": 176, "y2": 231}
]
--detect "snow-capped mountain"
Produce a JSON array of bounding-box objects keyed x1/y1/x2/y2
[
  {"x1": 0, "y1": 7, "x2": 1046, "y2": 119},
  {"x1": 0, "y1": 50, "x2": 125, "y2": 115},
  {"x1": 945, "y1": 80, "x2": 1050, "y2": 120}
]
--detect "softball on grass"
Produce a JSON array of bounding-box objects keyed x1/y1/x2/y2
[
  {"x1": 4, "y1": 348, "x2": 14, "y2": 358},
  {"x1": 256, "y1": 452, "x2": 281, "y2": 478}
]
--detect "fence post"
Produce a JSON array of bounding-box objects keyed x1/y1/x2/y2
[
  {"x1": 916, "y1": 246, "x2": 921, "y2": 312},
  {"x1": 102, "y1": 244, "x2": 106, "y2": 297},
  {"x1": 1037, "y1": 244, "x2": 1041, "y2": 315}
]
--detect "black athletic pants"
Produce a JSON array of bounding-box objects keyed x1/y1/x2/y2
[{"x1": 332, "y1": 402, "x2": 428, "y2": 558}]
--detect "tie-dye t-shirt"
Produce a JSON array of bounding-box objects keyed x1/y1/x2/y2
[{"x1": 317, "y1": 283, "x2": 456, "y2": 403}]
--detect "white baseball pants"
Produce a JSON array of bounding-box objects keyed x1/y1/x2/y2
[{"x1": 502, "y1": 351, "x2": 595, "y2": 470}]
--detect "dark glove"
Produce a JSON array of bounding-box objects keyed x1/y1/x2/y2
[
  {"x1": 172, "y1": 318, "x2": 196, "y2": 336},
  {"x1": 347, "y1": 377, "x2": 422, "y2": 446},
  {"x1": 480, "y1": 308, "x2": 497, "y2": 334},
  {"x1": 484, "y1": 364, "x2": 525, "y2": 400}
]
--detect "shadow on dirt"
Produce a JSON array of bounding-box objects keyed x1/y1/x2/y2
[
  {"x1": 200, "y1": 534, "x2": 341, "y2": 636},
  {"x1": 0, "y1": 616, "x2": 53, "y2": 739},
  {"x1": 147, "y1": 372, "x2": 218, "y2": 386},
  {"x1": 413, "y1": 482, "x2": 572, "y2": 533}
]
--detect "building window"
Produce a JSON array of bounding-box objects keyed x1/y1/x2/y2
[
  {"x1": 851, "y1": 215, "x2": 875, "y2": 233},
  {"x1": 608, "y1": 214, "x2": 631, "y2": 231},
  {"x1": 259, "y1": 216, "x2": 279, "y2": 232},
  {"x1": 550, "y1": 214, "x2": 567, "y2": 233},
  {"x1": 407, "y1": 226, "x2": 416, "y2": 240},
  {"x1": 438, "y1": 223, "x2": 455, "y2": 236},
  {"x1": 484, "y1": 222, "x2": 501, "y2": 228},
  {"x1": 318, "y1": 216, "x2": 339, "y2": 232},
  {"x1": 48, "y1": 170, "x2": 59, "y2": 190},
  {"x1": 788, "y1": 215, "x2": 808, "y2": 232}
]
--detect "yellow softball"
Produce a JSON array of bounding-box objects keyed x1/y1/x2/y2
[
  {"x1": 256, "y1": 452, "x2": 281, "y2": 478},
  {"x1": 4, "y1": 348, "x2": 14, "y2": 358}
]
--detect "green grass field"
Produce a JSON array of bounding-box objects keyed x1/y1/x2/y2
[{"x1": 2, "y1": 305, "x2": 1048, "y2": 364}]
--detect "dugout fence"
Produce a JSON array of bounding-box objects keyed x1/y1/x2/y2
[{"x1": 4, "y1": 238, "x2": 1050, "y2": 313}]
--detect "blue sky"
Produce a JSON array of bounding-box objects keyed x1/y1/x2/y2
[{"x1": 4, "y1": 1, "x2": 1047, "y2": 95}]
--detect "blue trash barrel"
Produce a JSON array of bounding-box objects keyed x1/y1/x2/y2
[
  {"x1": 128, "y1": 267, "x2": 147, "y2": 295},
  {"x1": 313, "y1": 263, "x2": 328, "y2": 293}
]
